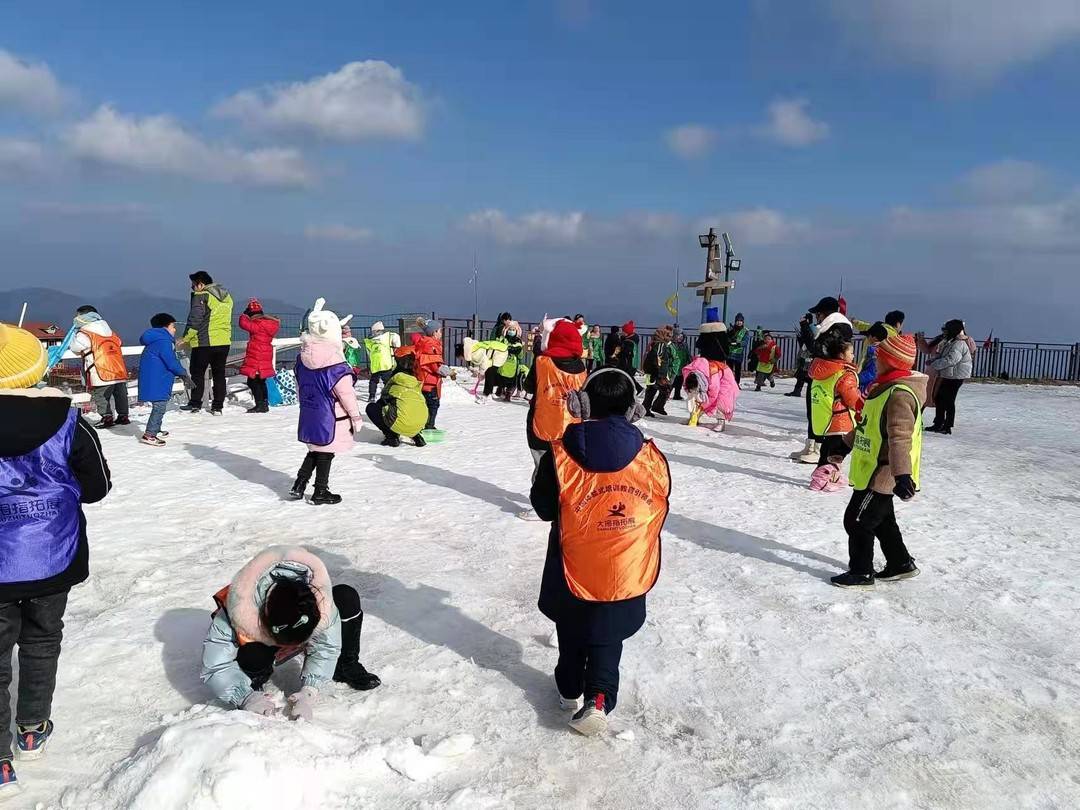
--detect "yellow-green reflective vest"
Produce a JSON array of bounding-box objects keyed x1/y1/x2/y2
[
  {"x1": 850, "y1": 382, "x2": 922, "y2": 491},
  {"x1": 810, "y1": 369, "x2": 848, "y2": 436},
  {"x1": 498, "y1": 353, "x2": 520, "y2": 379},
  {"x1": 364, "y1": 334, "x2": 394, "y2": 373}
]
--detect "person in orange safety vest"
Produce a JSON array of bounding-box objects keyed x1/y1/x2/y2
[{"x1": 530, "y1": 366, "x2": 670, "y2": 737}]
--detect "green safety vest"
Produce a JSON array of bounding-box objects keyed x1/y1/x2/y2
[
  {"x1": 850, "y1": 382, "x2": 922, "y2": 491},
  {"x1": 364, "y1": 334, "x2": 395, "y2": 373},
  {"x1": 809, "y1": 369, "x2": 849, "y2": 436},
  {"x1": 498, "y1": 353, "x2": 520, "y2": 379}
]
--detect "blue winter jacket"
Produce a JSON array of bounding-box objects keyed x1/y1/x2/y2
[
  {"x1": 138, "y1": 328, "x2": 187, "y2": 402},
  {"x1": 858, "y1": 344, "x2": 878, "y2": 391},
  {"x1": 531, "y1": 416, "x2": 649, "y2": 643}
]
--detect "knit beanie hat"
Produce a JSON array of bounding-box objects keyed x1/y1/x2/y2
[
  {"x1": 0, "y1": 323, "x2": 48, "y2": 389},
  {"x1": 247, "y1": 298, "x2": 263, "y2": 314},
  {"x1": 150, "y1": 313, "x2": 176, "y2": 329},
  {"x1": 877, "y1": 333, "x2": 917, "y2": 370},
  {"x1": 733, "y1": 313, "x2": 744, "y2": 325},
  {"x1": 546, "y1": 319, "x2": 584, "y2": 359},
  {"x1": 622, "y1": 320, "x2": 636, "y2": 336},
  {"x1": 423, "y1": 319, "x2": 440, "y2": 337},
  {"x1": 263, "y1": 579, "x2": 320, "y2": 645}
]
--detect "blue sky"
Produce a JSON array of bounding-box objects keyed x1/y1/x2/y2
[{"x1": 2, "y1": 0, "x2": 1079, "y2": 338}]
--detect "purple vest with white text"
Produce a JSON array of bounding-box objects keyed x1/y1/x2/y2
[
  {"x1": 295, "y1": 358, "x2": 353, "y2": 446},
  {"x1": 0, "y1": 408, "x2": 81, "y2": 584}
]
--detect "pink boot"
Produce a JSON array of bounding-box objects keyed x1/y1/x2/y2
[
  {"x1": 809, "y1": 464, "x2": 833, "y2": 491},
  {"x1": 822, "y1": 465, "x2": 848, "y2": 493}
]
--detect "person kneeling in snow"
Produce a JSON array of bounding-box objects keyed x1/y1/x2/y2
[
  {"x1": 365, "y1": 348, "x2": 429, "y2": 447},
  {"x1": 201, "y1": 547, "x2": 380, "y2": 720},
  {"x1": 531, "y1": 368, "x2": 670, "y2": 737}
]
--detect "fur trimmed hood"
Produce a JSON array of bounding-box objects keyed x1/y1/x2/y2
[{"x1": 225, "y1": 546, "x2": 334, "y2": 646}]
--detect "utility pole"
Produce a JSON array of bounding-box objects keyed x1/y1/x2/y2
[{"x1": 687, "y1": 227, "x2": 736, "y2": 323}]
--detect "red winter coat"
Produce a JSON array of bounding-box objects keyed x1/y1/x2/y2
[
  {"x1": 239, "y1": 314, "x2": 280, "y2": 379},
  {"x1": 413, "y1": 334, "x2": 444, "y2": 395}
]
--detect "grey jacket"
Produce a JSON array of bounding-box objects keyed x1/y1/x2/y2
[
  {"x1": 201, "y1": 547, "x2": 341, "y2": 708},
  {"x1": 930, "y1": 337, "x2": 973, "y2": 380}
]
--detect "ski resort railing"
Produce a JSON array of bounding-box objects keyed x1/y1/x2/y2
[{"x1": 435, "y1": 318, "x2": 1080, "y2": 383}]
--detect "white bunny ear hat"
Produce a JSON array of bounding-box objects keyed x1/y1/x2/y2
[{"x1": 307, "y1": 297, "x2": 348, "y2": 346}]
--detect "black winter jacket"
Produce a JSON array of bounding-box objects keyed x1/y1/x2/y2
[
  {"x1": 0, "y1": 390, "x2": 111, "y2": 601},
  {"x1": 531, "y1": 416, "x2": 650, "y2": 643}
]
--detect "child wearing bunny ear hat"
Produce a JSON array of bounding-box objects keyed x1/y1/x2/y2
[{"x1": 290, "y1": 299, "x2": 362, "y2": 504}]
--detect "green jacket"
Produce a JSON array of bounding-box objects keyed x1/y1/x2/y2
[
  {"x1": 584, "y1": 336, "x2": 604, "y2": 362},
  {"x1": 183, "y1": 283, "x2": 234, "y2": 348},
  {"x1": 344, "y1": 341, "x2": 364, "y2": 369},
  {"x1": 382, "y1": 372, "x2": 428, "y2": 437},
  {"x1": 671, "y1": 342, "x2": 691, "y2": 375}
]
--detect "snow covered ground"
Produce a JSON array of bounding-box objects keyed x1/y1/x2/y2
[{"x1": 14, "y1": 376, "x2": 1080, "y2": 809}]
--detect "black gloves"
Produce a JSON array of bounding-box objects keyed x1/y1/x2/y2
[{"x1": 893, "y1": 474, "x2": 916, "y2": 501}]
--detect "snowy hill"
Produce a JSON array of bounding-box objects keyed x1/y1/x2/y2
[{"x1": 19, "y1": 378, "x2": 1080, "y2": 808}]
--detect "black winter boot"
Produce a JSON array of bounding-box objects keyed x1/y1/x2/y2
[
  {"x1": 289, "y1": 477, "x2": 309, "y2": 500},
  {"x1": 413, "y1": 433, "x2": 427, "y2": 447},
  {"x1": 311, "y1": 486, "x2": 342, "y2": 505},
  {"x1": 333, "y1": 606, "x2": 381, "y2": 690}
]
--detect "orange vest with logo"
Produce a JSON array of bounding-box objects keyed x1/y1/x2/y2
[
  {"x1": 551, "y1": 440, "x2": 669, "y2": 602},
  {"x1": 532, "y1": 356, "x2": 587, "y2": 442},
  {"x1": 212, "y1": 585, "x2": 303, "y2": 663},
  {"x1": 81, "y1": 329, "x2": 127, "y2": 383}
]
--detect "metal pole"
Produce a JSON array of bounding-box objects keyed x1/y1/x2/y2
[
  {"x1": 722, "y1": 248, "x2": 730, "y2": 324},
  {"x1": 17, "y1": 302, "x2": 27, "y2": 328}
]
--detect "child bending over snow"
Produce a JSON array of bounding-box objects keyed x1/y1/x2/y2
[
  {"x1": 201, "y1": 547, "x2": 380, "y2": 719},
  {"x1": 365, "y1": 348, "x2": 429, "y2": 447}
]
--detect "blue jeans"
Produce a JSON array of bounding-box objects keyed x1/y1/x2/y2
[{"x1": 146, "y1": 400, "x2": 168, "y2": 435}]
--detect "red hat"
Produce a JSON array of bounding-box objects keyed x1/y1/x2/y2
[
  {"x1": 622, "y1": 320, "x2": 636, "y2": 336},
  {"x1": 877, "y1": 333, "x2": 917, "y2": 370},
  {"x1": 247, "y1": 298, "x2": 263, "y2": 314},
  {"x1": 546, "y1": 319, "x2": 584, "y2": 359}
]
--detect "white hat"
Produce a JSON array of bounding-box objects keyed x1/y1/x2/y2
[
  {"x1": 307, "y1": 298, "x2": 352, "y2": 346},
  {"x1": 371, "y1": 321, "x2": 385, "y2": 334},
  {"x1": 699, "y1": 321, "x2": 727, "y2": 334}
]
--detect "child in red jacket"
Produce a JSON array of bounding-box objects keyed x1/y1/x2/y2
[
  {"x1": 238, "y1": 298, "x2": 280, "y2": 414},
  {"x1": 413, "y1": 318, "x2": 450, "y2": 430},
  {"x1": 808, "y1": 335, "x2": 863, "y2": 492},
  {"x1": 753, "y1": 333, "x2": 781, "y2": 391}
]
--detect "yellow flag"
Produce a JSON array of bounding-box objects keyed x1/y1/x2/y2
[{"x1": 664, "y1": 292, "x2": 679, "y2": 318}]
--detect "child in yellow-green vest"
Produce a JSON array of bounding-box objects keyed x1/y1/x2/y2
[
  {"x1": 362, "y1": 321, "x2": 401, "y2": 401},
  {"x1": 831, "y1": 333, "x2": 927, "y2": 589}
]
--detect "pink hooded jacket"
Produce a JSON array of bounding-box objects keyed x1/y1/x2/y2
[
  {"x1": 299, "y1": 334, "x2": 362, "y2": 453},
  {"x1": 682, "y1": 356, "x2": 739, "y2": 421}
]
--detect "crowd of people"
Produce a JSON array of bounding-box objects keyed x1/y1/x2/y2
[{"x1": 0, "y1": 274, "x2": 980, "y2": 794}]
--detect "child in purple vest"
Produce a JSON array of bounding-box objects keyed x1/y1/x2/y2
[
  {"x1": 0, "y1": 325, "x2": 112, "y2": 797},
  {"x1": 289, "y1": 299, "x2": 362, "y2": 505}
]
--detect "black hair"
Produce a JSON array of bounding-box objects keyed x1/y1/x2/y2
[
  {"x1": 75, "y1": 305, "x2": 97, "y2": 315},
  {"x1": 865, "y1": 322, "x2": 889, "y2": 342},
  {"x1": 586, "y1": 370, "x2": 636, "y2": 419},
  {"x1": 189, "y1": 270, "x2": 214, "y2": 285},
  {"x1": 683, "y1": 373, "x2": 700, "y2": 392},
  {"x1": 262, "y1": 579, "x2": 320, "y2": 646},
  {"x1": 943, "y1": 319, "x2": 965, "y2": 340},
  {"x1": 395, "y1": 353, "x2": 416, "y2": 373},
  {"x1": 697, "y1": 332, "x2": 729, "y2": 362},
  {"x1": 885, "y1": 310, "x2": 905, "y2": 328},
  {"x1": 817, "y1": 324, "x2": 854, "y2": 359},
  {"x1": 150, "y1": 312, "x2": 176, "y2": 329},
  {"x1": 609, "y1": 325, "x2": 618, "y2": 333}
]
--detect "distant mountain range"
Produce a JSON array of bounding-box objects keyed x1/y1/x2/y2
[{"x1": 2, "y1": 287, "x2": 308, "y2": 343}]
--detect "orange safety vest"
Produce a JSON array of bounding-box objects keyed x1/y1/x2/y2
[
  {"x1": 81, "y1": 329, "x2": 127, "y2": 383},
  {"x1": 532, "y1": 356, "x2": 587, "y2": 442},
  {"x1": 212, "y1": 585, "x2": 303, "y2": 663},
  {"x1": 551, "y1": 440, "x2": 670, "y2": 602}
]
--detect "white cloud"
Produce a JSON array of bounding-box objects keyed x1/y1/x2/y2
[
  {"x1": 701, "y1": 208, "x2": 813, "y2": 246},
  {"x1": 958, "y1": 159, "x2": 1051, "y2": 203},
  {"x1": 827, "y1": 0, "x2": 1080, "y2": 82},
  {"x1": 664, "y1": 124, "x2": 718, "y2": 159},
  {"x1": 214, "y1": 60, "x2": 425, "y2": 142},
  {"x1": 66, "y1": 105, "x2": 314, "y2": 188},
  {"x1": 461, "y1": 209, "x2": 587, "y2": 246},
  {"x1": 24, "y1": 201, "x2": 153, "y2": 219},
  {"x1": 0, "y1": 49, "x2": 64, "y2": 114},
  {"x1": 0, "y1": 137, "x2": 48, "y2": 177},
  {"x1": 889, "y1": 193, "x2": 1080, "y2": 252},
  {"x1": 757, "y1": 98, "x2": 829, "y2": 147},
  {"x1": 304, "y1": 224, "x2": 374, "y2": 242}
]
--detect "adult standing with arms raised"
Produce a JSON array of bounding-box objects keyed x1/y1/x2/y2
[{"x1": 179, "y1": 270, "x2": 234, "y2": 415}]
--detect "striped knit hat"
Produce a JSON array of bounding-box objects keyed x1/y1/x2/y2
[
  {"x1": 877, "y1": 333, "x2": 917, "y2": 370},
  {"x1": 0, "y1": 323, "x2": 48, "y2": 389}
]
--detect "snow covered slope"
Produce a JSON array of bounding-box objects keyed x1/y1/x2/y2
[{"x1": 15, "y1": 379, "x2": 1080, "y2": 809}]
